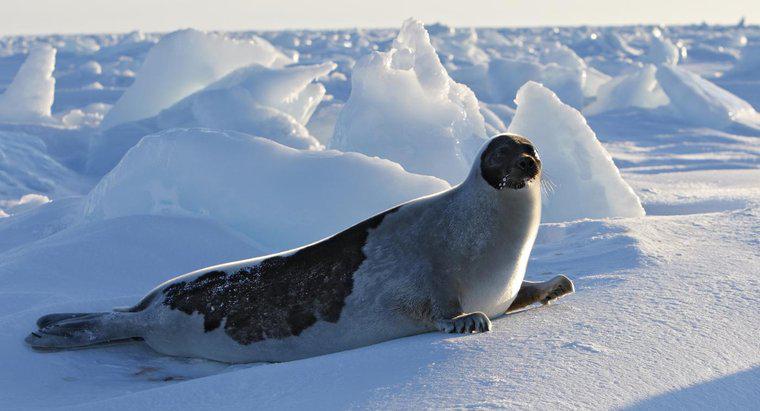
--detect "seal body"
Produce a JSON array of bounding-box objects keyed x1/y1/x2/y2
[{"x1": 27, "y1": 134, "x2": 545, "y2": 363}]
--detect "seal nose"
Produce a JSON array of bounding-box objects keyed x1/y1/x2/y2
[{"x1": 516, "y1": 157, "x2": 531, "y2": 171}]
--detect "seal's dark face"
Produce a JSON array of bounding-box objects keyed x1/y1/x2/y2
[{"x1": 480, "y1": 134, "x2": 541, "y2": 191}]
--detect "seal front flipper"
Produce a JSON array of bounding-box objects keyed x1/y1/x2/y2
[
  {"x1": 540, "y1": 275, "x2": 575, "y2": 305},
  {"x1": 506, "y1": 275, "x2": 575, "y2": 313},
  {"x1": 435, "y1": 312, "x2": 492, "y2": 334}
]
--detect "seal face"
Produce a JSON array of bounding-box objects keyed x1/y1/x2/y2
[
  {"x1": 480, "y1": 134, "x2": 541, "y2": 191},
  {"x1": 161, "y1": 206, "x2": 399, "y2": 345}
]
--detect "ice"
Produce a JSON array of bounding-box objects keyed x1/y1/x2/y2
[
  {"x1": 430, "y1": 26, "x2": 490, "y2": 66},
  {"x1": 479, "y1": 102, "x2": 509, "y2": 135},
  {"x1": 584, "y1": 63, "x2": 759, "y2": 128},
  {"x1": 60, "y1": 102, "x2": 111, "y2": 128},
  {"x1": 0, "y1": 193, "x2": 50, "y2": 217},
  {"x1": 87, "y1": 62, "x2": 334, "y2": 173},
  {"x1": 0, "y1": 131, "x2": 83, "y2": 201},
  {"x1": 84, "y1": 128, "x2": 449, "y2": 252},
  {"x1": 656, "y1": 64, "x2": 760, "y2": 128},
  {"x1": 727, "y1": 42, "x2": 760, "y2": 77},
  {"x1": 330, "y1": 19, "x2": 487, "y2": 184},
  {"x1": 79, "y1": 60, "x2": 102, "y2": 76},
  {"x1": 306, "y1": 99, "x2": 343, "y2": 146},
  {"x1": 584, "y1": 64, "x2": 669, "y2": 115},
  {"x1": 0, "y1": 45, "x2": 56, "y2": 124},
  {"x1": 100, "y1": 29, "x2": 293, "y2": 129},
  {"x1": 151, "y1": 62, "x2": 336, "y2": 149},
  {"x1": 643, "y1": 32, "x2": 681, "y2": 65},
  {"x1": 508, "y1": 81, "x2": 645, "y2": 222}
]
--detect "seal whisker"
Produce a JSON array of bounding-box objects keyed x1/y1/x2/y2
[{"x1": 540, "y1": 172, "x2": 557, "y2": 196}]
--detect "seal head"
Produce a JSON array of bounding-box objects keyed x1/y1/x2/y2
[{"x1": 479, "y1": 134, "x2": 541, "y2": 190}]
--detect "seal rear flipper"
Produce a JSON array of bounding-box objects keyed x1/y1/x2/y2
[
  {"x1": 26, "y1": 312, "x2": 142, "y2": 350},
  {"x1": 36, "y1": 312, "x2": 98, "y2": 329}
]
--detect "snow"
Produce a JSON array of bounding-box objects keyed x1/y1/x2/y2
[
  {"x1": 330, "y1": 19, "x2": 487, "y2": 184},
  {"x1": 508, "y1": 81, "x2": 645, "y2": 222},
  {"x1": 84, "y1": 128, "x2": 449, "y2": 252},
  {"x1": 0, "y1": 19, "x2": 759, "y2": 410},
  {"x1": 100, "y1": 29, "x2": 293, "y2": 129},
  {"x1": 0, "y1": 45, "x2": 56, "y2": 124}
]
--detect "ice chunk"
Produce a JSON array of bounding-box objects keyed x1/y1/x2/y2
[
  {"x1": 79, "y1": 60, "x2": 102, "y2": 76},
  {"x1": 331, "y1": 19, "x2": 487, "y2": 184},
  {"x1": 84, "y1": 128, "x2": 449, "y2": 252},
  {"x1": 643, "y1": 33, "x2": 681, "y2": 65},
  {"x1": 152, "y1": 62, "x2": 336, "y2": 149},
  {"x1": 60, "y1": 102, "x2": 112, "y2": 128},
  {"x1": 540, "y1": 42, "x2": 586, "y2": 72},
  {"x1": 88, "y1": 63, "x2": 333, "y2": 173},
  {"x1": 656, "y1": 65, "x2": 760, "y2": 128},
  {"x1": 508, "y1": 82, "x2": 645, "y2": 222},
  {"x1": 100, "y1": 29, "x2": 293, "y2": 129},
  {"x1": 0, "y1": 194, "x2": 51, "y2": 216},
  {"x1": 0, "y1": 45, "x2": 56, "y2": 124},
  {"x1": 584, "y1": 65, "x2": 669, "y2": 116},
  {"x1": 182, "y1": 61, "x2": 336, "y2": 126}
]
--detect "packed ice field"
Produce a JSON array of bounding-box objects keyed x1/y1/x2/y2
[{"x1": 0, "y1": 18, "x2": 759, "y2": 409}]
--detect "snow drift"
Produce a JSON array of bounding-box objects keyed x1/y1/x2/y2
[
  {"x1": 508, "y1": 82, "x2": 645, "y2": 222},
  {"x1": 84, "y1": 128, "x2": 449, "y2": 252},
  {"x1": 0, "y1": 45, "x2": 56, "y2": 124},
  {"x1": 100, "y1": 29, "x2": 293, "y2": 129},
  {"x1": 330, "y1": 19, "x2": 487, "y2": 184}
]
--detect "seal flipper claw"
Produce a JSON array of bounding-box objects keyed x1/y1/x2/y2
[
  {"x1": 436, "y1": 312, "x2": 491, "y2": 334},
  {"x1": 540, "y1": 275, "x2": 575, "y2": 305}
]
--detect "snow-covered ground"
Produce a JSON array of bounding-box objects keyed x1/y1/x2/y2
[{"x1": 0, "y1": 19, "x2": 758, "y2": 409}]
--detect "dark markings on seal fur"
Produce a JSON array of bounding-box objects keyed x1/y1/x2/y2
[{"x1": 161, "y1": 206, "x2": 401, "y2": 345}]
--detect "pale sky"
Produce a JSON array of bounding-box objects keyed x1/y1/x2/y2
[{"x1": 1, "y1": 0, "x2": 757, "y2": 36}]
